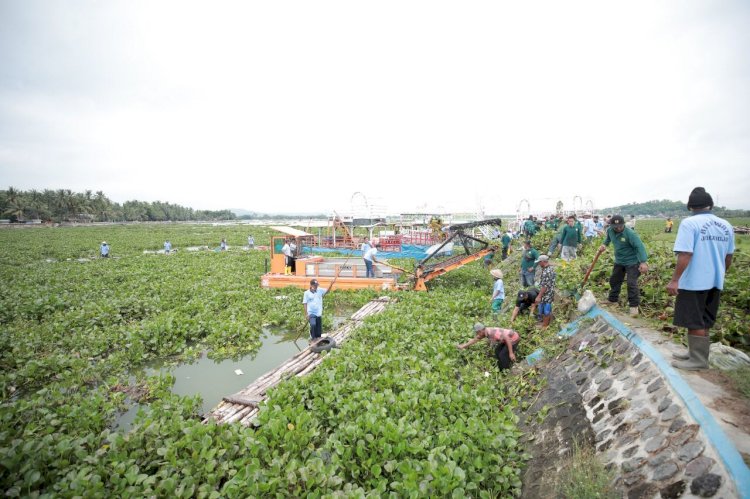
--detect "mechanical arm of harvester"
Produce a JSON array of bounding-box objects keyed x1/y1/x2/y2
[{"x1": 411, "y1": 218, "x2": 503, "y2": 291}]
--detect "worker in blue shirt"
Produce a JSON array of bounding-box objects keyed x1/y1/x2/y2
[
  {"x1": 363, "y1": 244, "x2": 380, "y2": 278},
  {"x1": 360, "y1": 237, "x2": 372, "y2": 276},
  {"x1": 668, "y1": 187, "x2": 734, "y2": 371},
  {"x1": 100, "y1": 241, "x2": 109, "y2": 258},
  {"x1": 302, "y1": 279, "x2": 329, "y2": 342},
  {"x1": 490, "y1": 269, "x2": 505, "y2": 317}
]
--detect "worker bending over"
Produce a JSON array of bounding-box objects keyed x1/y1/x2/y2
[{"x1": 457, "y1": 323, "x2": 520, "y2": 371}]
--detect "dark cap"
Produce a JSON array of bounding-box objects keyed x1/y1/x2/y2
[
  {"x1": 310, "y1": 279, "x2": 319, "y2": 286},
  {"x1": 610, "y1": 214, "x2": 625, "y2": 226},
  {"x1": 687, "y1": 187, "x2": 713, "y2": 210}
]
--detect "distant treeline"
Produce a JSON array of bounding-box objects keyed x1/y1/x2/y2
[
  {"x1": 5, "y1": 187, "x2": 747, "y2": 223},
  {"x1": 601, "y1": 199, "x2": 749, "y2": 218},
  {"x1": 0, "y1": 187, "x2": 236, "y2": 223},
  {"x1": 236, "y1": 213, "x2": 327, "y2": 220}
]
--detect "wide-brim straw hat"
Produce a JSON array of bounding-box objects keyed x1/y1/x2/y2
[{"x1": 490, "y1": 269, "x2": 503, "y2": 279}]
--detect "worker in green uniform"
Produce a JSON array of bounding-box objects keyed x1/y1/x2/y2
[
  {"x1": 599, "y1": 214, "x2": 649, "y2": 317},
  {"x1": 501, "y1": 231, "x2": 512, "y2": 260},
  {"x1": 559, "y1": 216, "x2": 580, "y2": 261},
  {"x1": 520, "y1": 240, "x2": 539, "y2": 287},
  {"x1": 523, "y1": 217, "x2": 537, "y2": 238}
]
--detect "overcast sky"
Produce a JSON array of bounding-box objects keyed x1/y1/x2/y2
[{"x1": 1, "y1": 0, "x2": 748, "y2": 215}]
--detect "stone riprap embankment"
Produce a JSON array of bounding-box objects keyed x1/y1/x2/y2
[
  {"x1": 519, "y1": 361, "x2": 596, "y2": 498},
  {"x1": 521, "y1": 313, "x2": 741, "y2": 498}
]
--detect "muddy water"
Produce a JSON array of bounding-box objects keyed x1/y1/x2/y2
[{"x1": 115, "y1": 313, "x2": 351, "y2": 431}]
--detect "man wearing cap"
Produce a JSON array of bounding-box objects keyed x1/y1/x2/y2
[
  {"x1": 668, "y1": 187, "x2": 734, "y2": 371},
  {"x1": 490, "y1": 269, "x2": 505, "y2": 316},
  {"x1": 164, "y1": 240, "x2": 172, "y2": 254},
  {"x1": 520, "y1": 240, "x2": 539, "y2": 287},
  {"x1": 510, "y1": 287, "x2": 539, "y2": 324},
  {"x1": 302, "y1": 279, "x2": 329, "y2": 342},
  {"x1": 599, "y1": 214, "x2": 649, "y2": 317},
  {"x1": 457, "y1": 323, "x2": 520, "y2": 371},
  {"x1": 532, "y1": 255, "x2": 556, "y2": 328},
  {"x1": 100, "y1": 241, "x2": 109, "y2": 258}
]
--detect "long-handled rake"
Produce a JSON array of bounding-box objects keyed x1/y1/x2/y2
[{"x1": 571, "y1": 246, "x2": 605, "y2": 300}]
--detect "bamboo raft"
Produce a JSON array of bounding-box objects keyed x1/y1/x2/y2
[{"x1": 205, "y1": 297, "x2": 393, "y2": 426}]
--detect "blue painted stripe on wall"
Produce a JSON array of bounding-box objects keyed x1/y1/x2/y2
[{"x1": 565, "y1": 306, "x2": 750, "y2": 498}]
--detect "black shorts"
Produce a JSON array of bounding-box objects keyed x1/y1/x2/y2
[{"x1": 673, "y1": 288, "x2": 721, "y2": 330}]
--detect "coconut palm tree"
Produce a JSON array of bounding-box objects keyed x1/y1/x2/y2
[
  {"x1": 2, "y1": 187, "x2": 25, "y2": 222},
  {"x1": 26, "y1": 189, "x2": 50, "y2": 220},
  {"x1": 93, "y1": 191, "x2": 111, "y2": 221},
  {"x1": 55, "y1": 189, "x2": 71, "y2": 220}
]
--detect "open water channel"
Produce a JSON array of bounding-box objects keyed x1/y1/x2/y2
[{"x1": 115, "y1": 312, "x2": 353, "y2": 431}]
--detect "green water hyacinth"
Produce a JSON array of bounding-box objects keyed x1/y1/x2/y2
[{"x1": 0, "y1": 223, "x2": 596, "y2": 495}]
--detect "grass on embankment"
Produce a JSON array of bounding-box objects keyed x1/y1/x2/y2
[
  {"x1": 726, "y1": 367, "x2": 750, "y2": 399},
  {"x1": 558, "y1": 440, "x2": 620, "y2": 499}
]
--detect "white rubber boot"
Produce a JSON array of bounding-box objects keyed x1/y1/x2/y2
[
  {"x1": 672, "y1": 335, "x2": 709, "y2": 370},
  {"x1": 672, "y1": 349, "x2": 690, "y2": 361}
]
